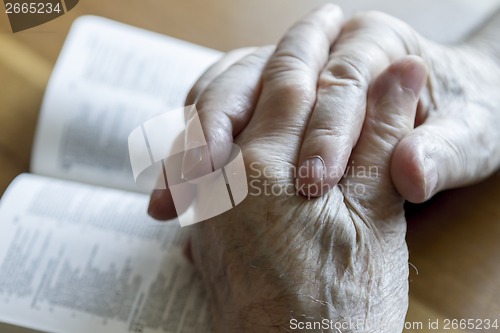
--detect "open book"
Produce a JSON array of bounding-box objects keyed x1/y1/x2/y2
[{"x1": 0, "y1": 16, "x2": 222, "y2": 333}]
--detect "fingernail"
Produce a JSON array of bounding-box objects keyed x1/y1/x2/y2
[
  {"x1": 182, "y1": 146, "x2": 203, "y2": 180},
  {"x1": 423, "y1": 156, "x2": 438, "y2": 199},
  {"x1": 298, "y1": 156, "x2": 326, "y2": 185},
  {"x1": 148, "y1": 189, "x2": 164, "y2": 218}
]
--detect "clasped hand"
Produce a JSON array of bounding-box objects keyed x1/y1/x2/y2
[{"x1": 148, "y1": 4, "x2": 500, "y2": 332}]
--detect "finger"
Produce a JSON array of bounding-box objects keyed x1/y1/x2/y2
[
  {"x1": 296, "y1": 11, "x2": 420, "y2": 196},
  {"x1": 391, "y1": 108, "x2": 500, "y2": 203},
  {"x1": 345, "y1": 56, "x2": 427, "y2": 206},
  {"x1": 242, "y1": 4, "x2": 344, "y2": 150},
  {"x1": 182, "y1": 46, "x2": 274, "y2": 180},
  {"x1": 185, "y1": 47, "x2": 259, "y2": 105},
  {"x1": 148, "y1": 187, "x2": 178, "y2": 220},
  {"x1": 149, "y1": 156, "x2": 195, "y2": 221}
]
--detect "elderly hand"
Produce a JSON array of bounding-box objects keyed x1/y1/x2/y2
[
  {"x1": 173, "y1": 6, "x2": 426, "y2": 332},
  {"x1": 147, "y1": 4, "x2": 500, "y2": 218},
  {"x1": 190, "y1": 51, "x2": 426, "y2": 332}
]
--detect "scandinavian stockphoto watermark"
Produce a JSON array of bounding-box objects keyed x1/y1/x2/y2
[
  {"x1": 3, "y1": 0, "x2": 80, "y2": 32},
  {"x1": 127, "y1": 105, "x2": 378, "y2": 226}
]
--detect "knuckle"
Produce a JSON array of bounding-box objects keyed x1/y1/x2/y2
[
  {"x1": 228, "y1": 58, "x2": 257, "y2": 73},
  {"x1": 440, "y1": 133, "x2": 469, "y2": 174},
  {"x1": 317, "y1": 3, "x2": 342, "y2": 15},
  {"x1": 226, "y1": 46, "x2": 256, "y2": 57},
  {"x1": 304, "y1": 129, "x2": 352, "y2": 154},
  {"x1": 206, "y1": 111, "x2": 232, "y2": 143},
  {"x1": 290, "y1": 11, "x2": 332, "y2": 37},
  {"x1": 193, "y1": 86, "x2": 212, "y2": 110},
  {"x1": 265, "y1": 49, "x2": 312, "y2": 78},
  {"x1": 346, "y1": 11, "x2": 417, "y2": 52},
  {"x1": 293, "y1": 18, "x2": 317, "y2": 32}
]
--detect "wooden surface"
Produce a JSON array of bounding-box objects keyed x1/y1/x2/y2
[{"x1": 1, "y1": 1, "x2": 499, "y2": 332}]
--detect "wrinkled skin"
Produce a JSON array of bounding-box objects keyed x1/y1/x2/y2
[
  {"x1": 188, "y1": 54, "x2": 427, "y2": 332},
  {"x1": 149, "y1": 6, "x2": 500, "y2": 219}
]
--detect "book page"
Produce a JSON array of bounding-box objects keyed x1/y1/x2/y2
[
  {"x1": 0, "y1": 174, "x2": 211, "y2": 333},
  {"x1": 31, "y1": 16, "x2": 222, "y2": 193}
]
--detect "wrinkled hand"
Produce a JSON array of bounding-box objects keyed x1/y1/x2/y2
[
  {"x1": 178, "y1": 6, "x2": 426, "y2": 332},
  {"x1": 148, "y1": 4, "x2": 500, "y2": 217},
  {"x1": 191, "y1": 56, "x2": 426, "y2": 331}
]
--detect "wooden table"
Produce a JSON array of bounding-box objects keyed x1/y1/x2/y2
[{"x1": 1, "y1": 1, "x2": 499, "y2": 332}]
